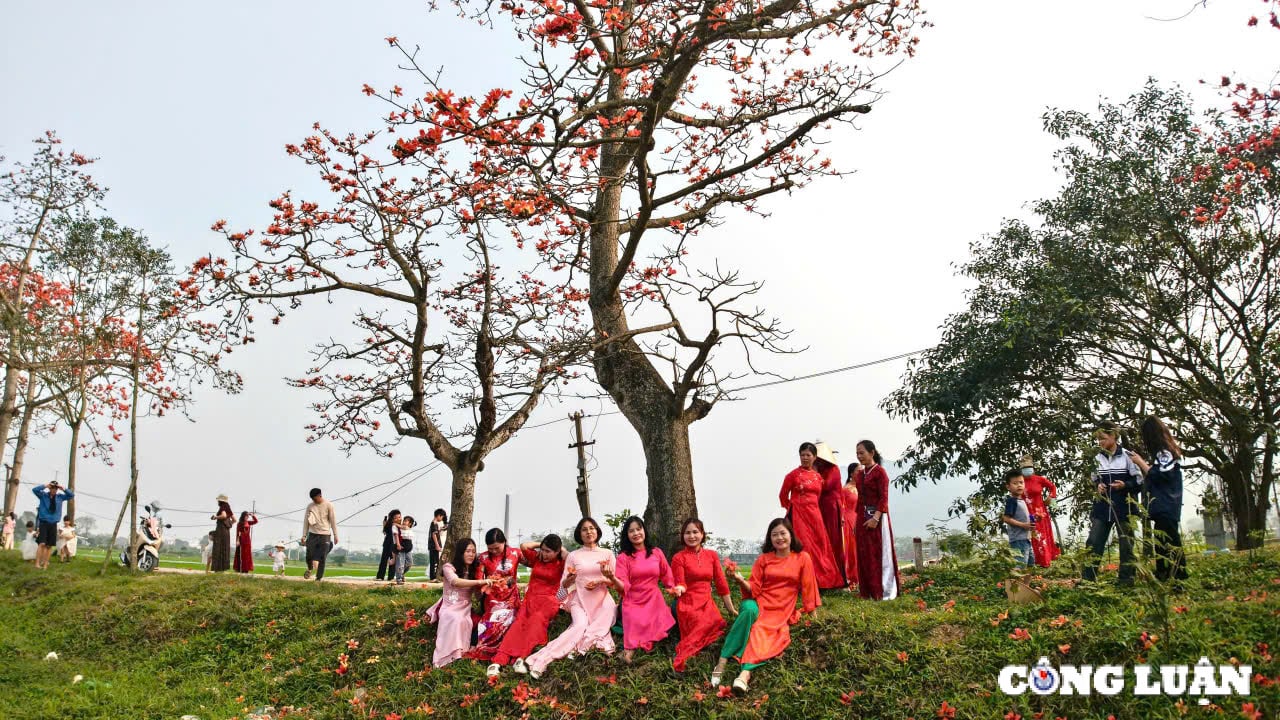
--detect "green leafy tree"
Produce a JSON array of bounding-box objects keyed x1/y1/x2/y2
[{"x1": 884, "y1": 84, "x2": 1279, "y2": 549}]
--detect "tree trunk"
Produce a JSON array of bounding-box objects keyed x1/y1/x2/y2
[
  {"x1": 447, "y1": 463, "x2": 478, "y2": 549},
  {"x1": 7, "y1": 376, "x2": 39, "y2": 512},
  {"x1": 0, "y1": 210, "x2": 50, "y2": 515},
  {"x1": 66, "y1": 417, "x2": 82, "y2": 522},
  {"x1": 635, "y1": 414, "x2": 698, "y2": 550},
  {"x1": 125, "y1": 277, "x2": 146, "y2": 570},
  {"x1": 1222, "y1": 459, "x2": 1265, "y2": 550},
  {"x1": 587, "y1": 104, "x2": 705, "y2": 551},
  {"x1": 0, "y1": 364, "x2": 21, "y2": 516}
]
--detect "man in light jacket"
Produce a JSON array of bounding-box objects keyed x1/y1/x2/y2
[{"x1": 300, "y1": 487, "x2": 339, "y2": 581}]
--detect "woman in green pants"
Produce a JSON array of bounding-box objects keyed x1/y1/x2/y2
[{"x1": 710, "y1": 518, "x2": 820, "y2": 694}]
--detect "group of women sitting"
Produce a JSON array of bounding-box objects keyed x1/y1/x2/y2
[
  {"x1": 426, "y1": 513, "x2": 819, "y2": 695},
  {"x1": 425, "y1": 439, "x2": 901, "y2": 693}
]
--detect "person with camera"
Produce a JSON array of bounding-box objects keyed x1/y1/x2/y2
[{"x1": 31, "y1": 481, "x2": 74, "y2": 570}]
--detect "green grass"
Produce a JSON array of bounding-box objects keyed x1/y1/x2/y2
[{"x1": 1, "y1": 548, "x2": 1277, "y2": 719}]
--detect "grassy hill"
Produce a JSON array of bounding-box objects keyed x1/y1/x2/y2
[{"x1": 1, "y1": 547, "x2": 1277, "y2": 719}]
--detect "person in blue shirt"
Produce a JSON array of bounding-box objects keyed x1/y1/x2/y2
[
  {"x1": 1128, "y1": 416, "x2": 1187, "y2": 586},
  {"x1": 32, "y1": 481, "x2": 74, "y2": 570},
  {"x1": 1000, "y1": 469, "x2": 1036, "y2": 567}
]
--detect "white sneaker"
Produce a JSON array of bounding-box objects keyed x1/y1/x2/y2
[
  {"x1": 512, "y1": 658, "x2": 528, "y2": 674},
  {"x1": 486, "y1": 663, "x2": 501, "y2": 678}
]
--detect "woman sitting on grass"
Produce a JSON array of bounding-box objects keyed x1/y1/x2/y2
[
  {"x1": 426, "y1": 537, "x2": 498, "y2": 667},
  {"x1": 520, "y1": 517, "x2": 617, "y2": 680},
  {"x1": 670, "y1": 518, "x2": 736, "y2": 674},
  {"x1": 468, "y1": 527, "x2": 523, "y2": 661},
  {"x1": 613, "y1": 515, "x2": 676, "y2": 663},
  {"x1": 712, "y1": 517, "x2": 819, "y2": 695},
  {"x1": 487, "y1": 534, "x2": 568, "y2": 677}
]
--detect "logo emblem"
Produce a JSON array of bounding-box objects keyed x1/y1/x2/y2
[{"x1": 1029, "y1": 657, "x2": 1060, "y2": 695}]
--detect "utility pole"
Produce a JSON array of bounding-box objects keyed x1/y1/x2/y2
[
  {"x1": 503, "y1": 494, "x2": 511, "y2": 540},
  {"x1": 569, "y1": 411, "x2": 595, "y2": 518}
]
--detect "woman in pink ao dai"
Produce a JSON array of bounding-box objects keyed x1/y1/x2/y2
[
  {"x1": 426, "y1": 537, "x2": 499, "y2": 667},
  {"x1": 521, "y1": 517, "x2": 617, "y2": 679},
  {"x1": 612, "y1": 515, "x2": 675, "y2": 663}
]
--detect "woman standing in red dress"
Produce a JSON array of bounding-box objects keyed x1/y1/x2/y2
[
  {"x1": 1019, "y1": 455, "x2": 1060, "y2": 567},
  {"x1": 814, "y1": 442, "x2": 848, "y2": 587},
  {"x1": 233, "y1": 511, "x2": 258, "y2": 573},
  {"x1": 487, "y1": 534, "x2": 567, "y2": 677},
  {"x1": 841, "y1": 463, "x2": 860, "y2": 591},
  {"x1": 670, "y1": 518, "x2": 737, "y2": 673},
  {"x1": 469, "y1": 528, "x2": 523, "y2": 661},
  {"x1": 853, "y1": 440, "x2": 900, "y2": 600},
  {"x1": 779, "y1": 442, "x2": 844, "y2": 589}
]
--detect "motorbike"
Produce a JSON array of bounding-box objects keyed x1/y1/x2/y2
[{"x1": 120, "y1": 502, "x2": 170, "y2": 572}]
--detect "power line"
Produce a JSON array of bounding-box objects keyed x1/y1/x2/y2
[
  {"x1": 517, "y1": 347, "x2": 926, "y2": 432},
  {"x1": 724, "y1": 349, "x2": 927, "y2": 392}
]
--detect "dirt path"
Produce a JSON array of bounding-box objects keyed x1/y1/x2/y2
[{"x1": 154, "y1": 566, "x2": 444, "y2": 589}]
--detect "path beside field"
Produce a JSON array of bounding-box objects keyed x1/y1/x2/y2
[{"x1": 154, "y1": 565, "x2": 444, "y2": 589}]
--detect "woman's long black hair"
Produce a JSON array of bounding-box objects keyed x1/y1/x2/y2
[
  {"x1": 1140, "y1": 416, "x2": 1181, "y2": 460},
  {"x1": 450, "y1": 537, "x2": 480, "y2": 579},
  {"x1": 619, "y1": 515, "x2": 655, "y2": 557}
]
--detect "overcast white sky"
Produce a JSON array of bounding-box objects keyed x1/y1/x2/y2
[{"x1": 1, "y1": 1, "x2": 1272, "y2": 552}]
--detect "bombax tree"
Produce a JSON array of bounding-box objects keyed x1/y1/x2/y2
[
  {"x1": 198, "y1": 125, "x2": 593, "y2": 539},
  {"x1": 0, "y1": 133, "x2": 102, "y2": 514},
  {"x1": 884, "y1": 84, "x2": 1279, "y2": 548},
  {"x1": 367, "y1": 0, "x2": 924, "y2": 544}
]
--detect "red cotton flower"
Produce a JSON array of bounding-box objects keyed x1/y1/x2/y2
[
  {"x1": 716, "y1": 685, "x2": 733, "y2": 699},
  {"x1": 1240, "y1": 701, "x2": 1262, "y2": 719},
  {"x1": 1010, "y1": 628, "x2": 1032, "y2": 641},
  {"x1": 937, "y1": 700, "x2": 958, "y2": 719}
]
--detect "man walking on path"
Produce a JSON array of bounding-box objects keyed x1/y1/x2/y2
[
  {"x1": 32, "y1": 481, "x2": 74, "y2": 570},
  {"x1": 300, "y1": 487, "x2": 338, "y2": 581}
]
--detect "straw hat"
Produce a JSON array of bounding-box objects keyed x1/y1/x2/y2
[
  {"x1": 216, "y1": 494, "x2": 230, "y2": 503},
  {"x1": 814, "y1": 441, "x2": 838, "y2": 465},
  {"x1": 274, "y1": 540, "x2": 286, "y2": 549},
  {"x1": 1019, "y1": 455, "x2": 1035, "y2": 469}
]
